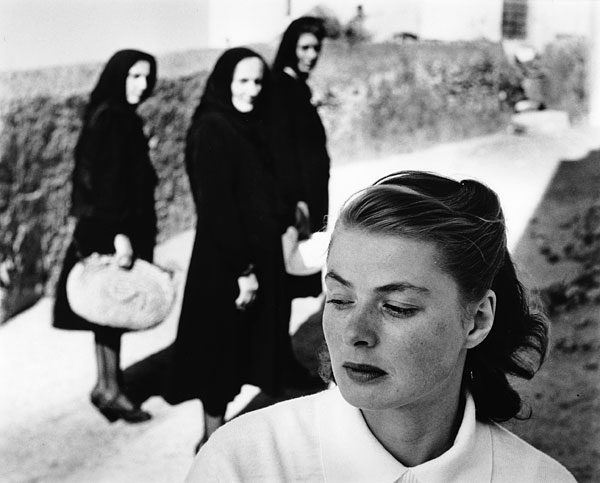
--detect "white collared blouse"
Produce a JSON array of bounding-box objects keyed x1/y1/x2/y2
[{"x1": 186, "y1": 387, "x2": 576, "y2": 483}]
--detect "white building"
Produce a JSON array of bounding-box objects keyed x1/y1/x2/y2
[
  {"x1": 527, "y1": 0, "x2": 595, "y2": 49},
  {"x1": 200, "y1": 0, "x2": 594, "y2": 48}
]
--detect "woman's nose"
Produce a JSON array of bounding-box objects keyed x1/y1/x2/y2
[
  {"x1": 139, "y1": 76, "x2": 147, "y2": 92},
  {"x1": 342, "y1": 306, "x2": 378, "y2": 347}
]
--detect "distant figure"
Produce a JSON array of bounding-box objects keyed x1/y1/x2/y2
[
  {"x1": 345, "y1": 4, "x2": 368, "y2": 45},
  {"x1": 512, "y1": 46, "x2": 547, "y2": 112},
  {"x1": 270, "y1": 15, "x2": 330, "y2": 298},
  {"x1": 392, "y1": 32, "x2": 419, "y2": 43},
  {"x1": 169, "y1": 48, "x2": 300, "y2": 450},
  {"x1": 52, "y1": 50, "x2": 158, "y2": 423},
  {"x1": 186, "y1": 171, "x2": 576, "y2": 482}
]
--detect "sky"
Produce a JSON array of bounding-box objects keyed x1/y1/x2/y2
[
  {"x1": 0, "y1": 0, "x2": 504, "y2": 72},
  {"x1": 0, "y1": 0, "x2": 209, "y2": 71},
  {"x1": 0, "y1": 0, "x2": 595, "y2": 73}
]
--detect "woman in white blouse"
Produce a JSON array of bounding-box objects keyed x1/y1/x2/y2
[{"x1": 186, "y1": 170, "x2": 576, "y2": 483}]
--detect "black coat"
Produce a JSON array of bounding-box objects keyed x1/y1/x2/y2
[
  {"x1": 52, "y1": 102, "x2": 157, "y2": 333},
  {"x1": 170, "y1": 104, "x2": 296, "y2": 414},
  {"x1": 269, "y1": 71, "x2": 330, "y2": 233},
  {"x1": 268, "y1": 71, "x2": 330, "y2": 298}
]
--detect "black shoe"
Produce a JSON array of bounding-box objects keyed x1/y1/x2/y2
[{"x1": 90, "y1": 391, "x2": 152, "y2": 423}]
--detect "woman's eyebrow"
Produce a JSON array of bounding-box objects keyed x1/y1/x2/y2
[
  {"x1": 324, "y1": 270, "x2": 352, "y2": 288},
  {"x1": 325, "y1": 272, "x2": 429, "y2": 295},
  {"x1": 374, "y1": 283, "x2": 430, "y2": 295}
]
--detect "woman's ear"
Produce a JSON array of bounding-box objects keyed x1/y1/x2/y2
[{"x1": 465, "y1": 289, "x2": 496, "y2": 349}]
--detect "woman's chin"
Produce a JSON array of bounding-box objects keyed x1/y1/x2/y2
[
  {"x1": 232, "y1": 101, "x2": 254, "y2": 113},
  {"x1": 335, "y1": 370, "x2": 390, "y2": 410}
]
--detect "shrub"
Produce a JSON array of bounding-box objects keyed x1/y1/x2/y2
[
  {"x1": 304, "y1": 4, "x2": 343, "y2": 39},
  {"x1": 314, "y1": 40, "x2": 518, "y2": 161},
  {"x1": 537, "y1": 36, "x2": 587, "y2": 119}
]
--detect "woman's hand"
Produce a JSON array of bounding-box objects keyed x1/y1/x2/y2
[
  {"x1": 235, "y1": 273, "x2": 259, "y2": 311},
  {"x1": 295, "y1": 201, "x2": 311, "y2": 241},
  {"x1": 113, "y1": 234, "x2": 134, "y2": 269}
]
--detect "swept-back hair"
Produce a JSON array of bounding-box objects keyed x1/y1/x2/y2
[{"x1": 330, "y1": 170, "x2": 549, "y2": 422}]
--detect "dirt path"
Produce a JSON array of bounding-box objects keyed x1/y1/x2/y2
[{"x1": 1, "y1": 118, "x2": 597, "y2": 482}]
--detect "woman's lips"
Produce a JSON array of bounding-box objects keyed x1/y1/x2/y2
[{"x1": 342, "y1": 362, "x2": 387, "y2": 383}]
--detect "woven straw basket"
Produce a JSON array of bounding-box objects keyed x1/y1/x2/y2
[{"x1": 66, "y1": 254, "x2": 176, "y2": 331}]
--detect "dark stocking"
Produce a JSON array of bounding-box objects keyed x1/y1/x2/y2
[
  {"x1": 93, "y1": 331, "x2": 122, "y2": 398},
  {"x1": 92, "y1": 331, "x2": 138, "y2": 411}
]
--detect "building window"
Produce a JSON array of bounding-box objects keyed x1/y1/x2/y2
[{"x1": 503, "y1": 0, "x2": 528, "y2": 39}]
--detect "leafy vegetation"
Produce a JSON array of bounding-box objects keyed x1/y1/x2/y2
[
  {"x1": 315, "y1": 40, "x2": 520, "y2": 160},
  {"x1": 538, "y1": 36, "x2": 588, "y2": 118}
]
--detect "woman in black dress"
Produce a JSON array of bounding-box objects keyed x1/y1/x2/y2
[
  {"x1": 53, "y1": 50, "x2": 158, "y2": 423},
  {"x1": 270, "y1": 16, "x2": 330, "y2": 297},
  {"x1": 171, "y1": 48, "x2": 296, "y2": 445}
]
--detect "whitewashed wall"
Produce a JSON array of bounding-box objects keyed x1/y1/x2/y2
[
  {"x1": 204, "y1": 0, "x2": 505, "y2": 47},
  {"x1": 528, "y1": 0, "x2": 594, "y2": 50}
]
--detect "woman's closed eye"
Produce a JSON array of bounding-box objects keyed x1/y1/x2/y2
[
  {"x1": 326, "y1": 297, "x2": 354, "y2": 309},
  {"x1": 382, "y1": 303, "x2": 419, "y2": 318}
]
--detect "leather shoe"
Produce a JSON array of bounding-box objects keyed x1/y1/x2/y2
[{"x1": 90, "y1": 391, "x2": 152, "y2": 423}]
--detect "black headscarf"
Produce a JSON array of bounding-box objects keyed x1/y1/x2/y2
[
  {"x1": 272, "y1": 16, "x2": 326, "y2": 78},
  {"x1": 192, "y1": 47, "x2": 269, "y2": 122},
  {"x1": 72, "y1": 49, "x2": 158, "y2": 222},
  {"x1": 85, "y1": 49, "x2": 157, "y2": 121}
]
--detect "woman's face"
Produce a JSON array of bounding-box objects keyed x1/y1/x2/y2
[
  {"x1": 230, "y1": 56, "x2": 264, "y2": 113},
  {"x1": 126, "y1": 60, "x2": 151, "y2": 105},
  {"x1": 296, "y1": 32, "x2": 321, "y2": 74},
  {"x1": 323, "y1": 227, "x2": 474, "y2": 413}
]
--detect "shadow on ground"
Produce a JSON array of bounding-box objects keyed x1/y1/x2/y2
[
  {"x1": 509, "y1": 149, "x2": 600, "y2": 483},
  {"x1": 119, "y1": 150, "x2": 600, "y2": 483},
  {"x1": 123, "y1": 305, "x2": 328, "y2": 418}
]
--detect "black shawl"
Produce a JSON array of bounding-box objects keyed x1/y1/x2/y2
[
  {"x1": 54, "y1": 50, "x2": 158, "y2": 332},
  {"x1": 171, "y1": 48, "x2": 295, "y2": 410},
  {"x1": 71, "y1": 49, "x2": 158, "y2": 230},
  {"x1": 272, "y1": 16, "x2": 326, "y2": 80},
  {"x1": 85, "y1": 49, "x2": 157, "y2": 122},
  {"x1": 270, "y1": 19, "x2": 330, "y2": 234}
]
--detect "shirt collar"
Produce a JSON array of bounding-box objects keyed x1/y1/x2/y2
[{"x1": 317, "y1": 387, "x2": 492, "y2": 483}]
